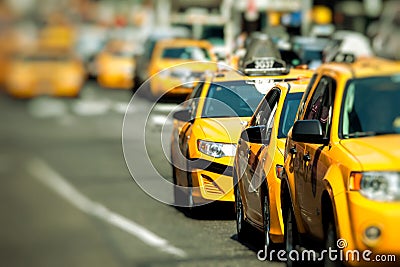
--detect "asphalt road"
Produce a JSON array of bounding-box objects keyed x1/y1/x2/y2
[{"x1": 0, "y1": 82, "x2": 285, "y2": 267}]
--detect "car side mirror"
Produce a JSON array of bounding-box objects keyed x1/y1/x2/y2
[
  {"x1": 173, "y1": 109, "x2": 192, "y2": 122},
  {"x1": 240, "y1": 125, "x2": 267, "y2": 144},
  {"x1": 292, "y1": 120, "x2": 328, "y2": 145}
]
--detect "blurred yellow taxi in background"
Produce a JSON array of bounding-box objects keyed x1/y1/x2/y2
[
  {"x1": 5, "y1": 49, "x2": 86, "y2": 98},
  {"x1": 96, "y1": 40, "x2": 137, "y2": 89},
  {"x1": 0, "y1": 44, "x2": 12, "y2": 90},
  {"x1": 0, "y1": 29, "x2": 21, "y2": 90},
  {"x1": 148, "y1": 39, "x2": 217, "y2": 98},
  {"x1": 38, "y1": 14, "x2": 76, "y2": 51}
]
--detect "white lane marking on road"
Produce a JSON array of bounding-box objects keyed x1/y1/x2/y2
[
  {"x1": 112, "y1": 102, "x2": 130, "y2": 114},
  {"x1": 72, "y1": 99, "x2": 111, "y2": 116},
  {"x1": 153, "y1": 104, "x2": 178, "y2": 112},
  {"x1": 151, "y1": 114, "x2": 171, "y2": 126},
  {"x1": 27, "y1": 158, "x2": 186, "y2": 258},
  {"x1": 28, "y1": 98, "x2": 68, "y2": 118}
]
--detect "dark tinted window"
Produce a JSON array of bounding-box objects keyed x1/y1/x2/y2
[
  {"x1": 162, "y1": 47, "x2": 210, "y2": 60},
  {"x1": 278, "y1": 92, "x2": 303, "y2": 138},
  {"x1": 202, "y1": 81, "x2": 265, "y2": 118}
]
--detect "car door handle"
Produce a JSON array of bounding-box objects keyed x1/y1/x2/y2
[{"x1": 303, "y1": 153, "x2": 311, "y2": 162}]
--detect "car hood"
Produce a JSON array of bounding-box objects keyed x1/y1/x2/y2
[
  {"x1": 197, "y1": 117, "x2": 250, "y2": 144},
  {"x1": 340, "y1": 134, "x2": 400, "y2": 171}
]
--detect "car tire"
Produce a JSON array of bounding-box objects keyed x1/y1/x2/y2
[
  {"x1": 263, "y1": 192, "x2": 278, "y2": 254},
  {"x1": 324, "y1": 221, "x2": 343, "y2": 267},
  {"x1": 284, "y1": 206, "x2": 301, "y2": 267},
  {"x1": 171, "y1": 163, "x2": 180, "y2": 206},
  {"x1": 183, "y1": 170, "x2": 198, "y2": 217},
  {"x1": 235, "y1": 185, "x2": 251, "y2": 241}
]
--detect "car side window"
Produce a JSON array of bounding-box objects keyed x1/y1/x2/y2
[
  {"x1": 304, "y1": 76, "x2": 336, "y2": 138},
  {"x1": 249, "y1": 98, "x2": 267, "y2": 126},
  {"x1": 253, "y1": 88, "x2": 280, "y2": 127},
  {"x1": 187, "y1": 82, "x2": 204, "y2": 118},
  {"x1": 297, "y1": 74, "x2": 317, "y2": 120}
]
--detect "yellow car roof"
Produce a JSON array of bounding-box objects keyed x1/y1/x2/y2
[
  {"x1": 284, "y1": 78, "x2": 310, "y2": 94},
  {"x1": 319, "y1": 57, "x2": 400, "y2": 78},
  {"x1": 209, "y1": 68, "x2": 313, "y2": 84},
  {"x1": 156, "y1": 38, "x2": 213, "y2": 48}
]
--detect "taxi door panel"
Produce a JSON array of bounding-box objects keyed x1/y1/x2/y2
[{"x1": 299, "y1": 75, "x2": 336, "y2": 235}]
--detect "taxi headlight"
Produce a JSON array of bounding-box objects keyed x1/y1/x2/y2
[
  {"x1": 350, "y1": 172, "x2": 400, "y2": 201},
  {"x1": 197, "y1": 140, "x2": 236, "y2": 158}
]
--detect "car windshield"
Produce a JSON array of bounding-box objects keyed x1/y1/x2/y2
[
  {"x1": 277, "y1": 92, "x2": 303, "y2": 138},
  {"x1": 111, "y1": 50, "x2": 135, "y2": 57},
  {"x1": 341, "y1": 75, "x2": 400, "y2": 138},
  {"x1": 19, "y1": 54, "x2": 71, "y2": 62},
  {"x1": 202, "y1": 81, "x2": 265, "y2": 118},
  {"x1": 162, "y1": 47, "x2": 211, "y2": 60}
]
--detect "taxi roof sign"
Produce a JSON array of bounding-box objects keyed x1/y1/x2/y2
[{"x1": 241, "y1": 57, "x2": 289, "y2": 76}]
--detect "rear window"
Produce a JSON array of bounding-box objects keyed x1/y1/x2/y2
[{"x1": 161, "y1": 47, "x2": 211, "y2": 60}]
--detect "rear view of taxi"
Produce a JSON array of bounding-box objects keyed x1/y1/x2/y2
[
  {"x1": 5, "y1": 50, "x2": 85, "y2": 98},
  {"x1": 96, "y1": 40, "x2": 137, "y2": 89},
  {"x1": 234, "y1": 78, "x2": 309, "y2": 249},
  {"x1": 148, "y1": 39, "x2": 217, "y2": 98}
]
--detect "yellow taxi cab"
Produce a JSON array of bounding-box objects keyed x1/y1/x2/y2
[
  {"x1": 233, "y1": 78, "x2": 310, "y2": 249},
  {"x1": 0, "y1": 29, "x2": 21, "y2": 90},
  {"x1": 38, "y1": 21, "x2": 76, "y2": 51},
  {"x1": 170, "y1": 58, "x2": 313, "y2": 214},
  {"x1": 148, "y1": 39, "x2": 217, "y2": 98},
  {"x1": 0, "y1": 42, "x2": 12, "y2": 90},
  {"x1": 5, "y1": 49, "x2": 86, "y2": 98},
  {"x1": 96, "y1": 39, "x2": 137, "y2": 89},
  {"x1": 281, "y1": 57, "x2": 400, "y2": 266}
]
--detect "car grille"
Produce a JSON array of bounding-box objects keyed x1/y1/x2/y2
[{"x1": 201, "y1": 174, "x2": 225, "y2": 195}]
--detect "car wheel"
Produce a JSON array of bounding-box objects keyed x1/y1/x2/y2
[
  {"x1": 263, "y1": 192, "x2": 277, "y2": 254},
  {"x1": 184, "y1": 170, "x2": 198, "y2": 217},
  {"x1": 235, "y1": 185, "x2": 250, "y2": 241},
  {"x1": 171, "y1": 163, "x2": 179, "y2": 206},
  {"x1": 284, "y1": 207, "x2": 300, "y2": 267},
  {"x1": 324, "y1": 221, "x2": 343, "y2": 267}
]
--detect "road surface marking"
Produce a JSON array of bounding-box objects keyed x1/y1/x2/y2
[
  {"x1": 72, "y1": 99, "x2": 111, "y2": 116},
  {"x1": 151, "y1": 114, "x2": 171, "y2": 126},
  {"x1": 153, "y1": 104, "x2": 178, "y2": 112},
  {"x1": 27, "y1": 158, "x2": 186, "y2": 258},
  {"x1": 28, "y1": 98, "x2": 68, "y2": 118},
  {"x1": 113, "y1": 102, "x2": 130, "y2": 114}
]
